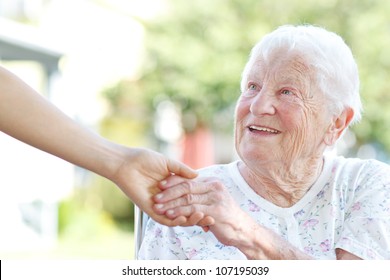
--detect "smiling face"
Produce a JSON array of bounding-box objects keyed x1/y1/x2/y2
[{"x1": 235, "y1": 47, "x2": 334, "y2": 171}]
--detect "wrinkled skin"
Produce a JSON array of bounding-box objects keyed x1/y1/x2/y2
[{"x1": 234, "y1": 49, "x2": 332, "y2": 206}]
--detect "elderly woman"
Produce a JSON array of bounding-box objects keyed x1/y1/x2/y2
[{"x1": 138, "y1": 25, "x2": 390, "y2": 260}]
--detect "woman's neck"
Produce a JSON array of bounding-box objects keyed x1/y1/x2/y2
[{"x1": 239, "y1": 156, "x2": 324, "y2": 208}]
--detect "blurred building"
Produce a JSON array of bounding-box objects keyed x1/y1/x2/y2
[{"x1": 0, "y1": 0, "x2": 146, "y2": 256}]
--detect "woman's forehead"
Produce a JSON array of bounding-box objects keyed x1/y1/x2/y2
[{"x1": 249, "y1": 50, "x2": 315, "y2": 80}]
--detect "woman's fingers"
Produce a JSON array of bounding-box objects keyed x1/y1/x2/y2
[
  {"x1": 168, "y1": 212, "x2": 215, "y2": 228},
  {"x1": 197, "y1": 216, "x2": 215, "y2": 227},
  {"x1": 159, "y1": 175, "x2": 187, "y2": 190},
  {"x1": 186, "y1": 213, "x2": 214, "y2": 227},
  {"x1": 155, "y1": 179, "x2": 211, "y2": 203},
  {"x1": 165, "y1": 159, "x2": 198, "y2": 180},
  {"x1": 165, "y1": 204, "x2": 210, "y2": 219},
  {"x1": 154, "y1": 190, "x2": 213, "y2": 215},
  {"x1": 154, "y1": 176, "x2": 221, "y2": 229},
  {"x1": 171, "y1": 215, "x2": 188, "y2": 226},
  {"x1": 187, "y1": 212, "x2": 205, "y2": 225}
]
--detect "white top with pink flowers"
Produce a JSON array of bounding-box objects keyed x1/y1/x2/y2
[{"x1": 138, "y1": 155, "x2": 390, "y2": 260}]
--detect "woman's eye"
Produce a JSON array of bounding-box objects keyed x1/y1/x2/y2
[
  {"x1": 248, "y1": 84, "x2": 257, "y2": 90},
  {"x1": 242, "y1": 83, "x2": 258, "y2": 97},
  {"x1": 281, "y1": 89, "x2": 293, "y2": 96}
]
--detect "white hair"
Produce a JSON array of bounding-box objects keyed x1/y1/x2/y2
[{"x1": 240, "y1": 24, "x2": 362, "y2": 125}]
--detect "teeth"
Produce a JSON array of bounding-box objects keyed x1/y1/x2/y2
[{"x1": 249, "y1": 125, "x2": 279, "y2": 134}]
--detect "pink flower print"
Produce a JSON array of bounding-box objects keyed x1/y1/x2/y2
[
  {"x1": 303, "y1": 219, "x2": 319, "y2": 229},
  {"x1": 188, "y1": 249, "x2": 198, "y2": 259},
  {"x1": 320, "y1": 239, "x2": 331, "y2": 252},
  {"x1": 351, "y1": 202, "x2": 361, "y2": 211},
  {"x1": 304, "y1": 246, "x2": 314, "y2": 255},
  {"x1": 248, "y1": 200, "x2": 260, "y2": 212}
]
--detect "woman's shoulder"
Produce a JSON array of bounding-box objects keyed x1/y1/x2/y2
[
  {"x1": 328, "y1": 154, "x2": 390, "y2": 173},
  {"x1": 326, "y1": 154, "x2": 390, "y2": 187}
]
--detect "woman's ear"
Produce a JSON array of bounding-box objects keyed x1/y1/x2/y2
[{"x1": 324, "y1": 108, "x2": 354, "y2": 146}]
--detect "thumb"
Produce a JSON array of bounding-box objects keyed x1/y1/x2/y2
[{"x1": 166, "y1": 159, "x2": 198, "y2": 179}]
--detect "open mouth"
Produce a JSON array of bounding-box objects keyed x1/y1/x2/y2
[{"x1": 248, "y1": 125, "x2": 280, "y2": 134}]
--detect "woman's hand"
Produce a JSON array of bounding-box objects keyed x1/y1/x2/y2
[{"x1": 153, "y1": 175, "x2": 254, "y2": 246}]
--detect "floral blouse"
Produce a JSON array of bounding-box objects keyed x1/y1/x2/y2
[{"x1": 138, "y1": 155, "x2": 390, "y2": 260}]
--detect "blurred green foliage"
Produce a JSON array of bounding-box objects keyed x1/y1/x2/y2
[
  {"x1": 93, "y1": 81, "x2": 153, "y2": 231},
  {"x1": 58, "y1": 177, "x2": 134, "y2": 233},
  {"x1": 55, "y1": 194, "x2": 134, "y2": 258},
  {"x1": 101, "y1": 0, "x2": 390, "y2": 154}
]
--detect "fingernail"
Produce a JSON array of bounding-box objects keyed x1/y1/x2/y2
[
  {"x1": 161, "y1": 180, "x2": 167, "y2": 186},
  {"x1": 155, "y1": 193, "x2": 163, "y2": 200},
  {"x1": 167, "y1": 209, "x2": 174, "y2": 216},
  {"x1": 155, "y1": 204, "x2": 164, "y2": 209}
]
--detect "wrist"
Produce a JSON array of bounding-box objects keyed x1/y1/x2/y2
[
  {"x1": 86, "y1": 138, "x2": 128, "y2": 182},
  {"x1": 230, "y1": 219, "x2": 269, "y2": 259},
  {"x1": 104, "y1": 143, "x2": 133, "y2": 184}
]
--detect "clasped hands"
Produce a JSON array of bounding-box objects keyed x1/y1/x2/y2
[{"x1": 152, "y1": 175, "x2": 254, "y2": 247}]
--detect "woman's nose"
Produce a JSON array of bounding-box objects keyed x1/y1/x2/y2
[{"x1": 249, "y1": 90, "x2": 276, "y2": 116}]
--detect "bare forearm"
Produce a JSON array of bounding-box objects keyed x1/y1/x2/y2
[
  {"x1": 0, "y1": 66, "x2": 121, "y2": 179},
  {"x1": 222, "y1": 216, "x2": 313, "y2": 260},
  {"x1": 0, "y1": 66, "x2": 201, "y2": 226}
]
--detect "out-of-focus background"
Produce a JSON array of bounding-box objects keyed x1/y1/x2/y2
[{"x1": 0, "y1": 0, "x2": 389, "y2": 259}]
